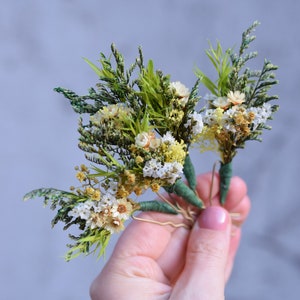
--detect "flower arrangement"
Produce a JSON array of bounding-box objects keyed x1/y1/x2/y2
[{"x1": 24, "y1": 21, "x2": 278, "y2": 261}]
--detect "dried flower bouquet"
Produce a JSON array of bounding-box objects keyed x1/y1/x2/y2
[{"x1": 24, "y1": 21, "x2": 278, "y2": 260}]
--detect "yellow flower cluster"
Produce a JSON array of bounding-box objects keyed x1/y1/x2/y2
[
  {"x1": 162, "y1": 140, "x2": 186, "y2": 165},
  {"x1": 73, "y1": 165, "x2": 101, "y2": 200},
  {"x1": 90, "y1": 104, "x2": 133, "y2": 127}
]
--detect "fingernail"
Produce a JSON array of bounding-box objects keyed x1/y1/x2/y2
[{"x1": 198, "y1": 206, "x2": 228, "y2": 231}]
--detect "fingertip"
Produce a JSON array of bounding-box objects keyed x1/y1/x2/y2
[
  {"x1": 230, "y1": 176, "x2": 248, "y2": 195},
  {"x1": 230, "y1": 194, "x2": 251, "y2": 226},
  {"x1": 198, "y1": 206, "x2": 230, "y2": 231},
  {"x1": 223, "y1": 176, "x2": 248, "y2": 210}
]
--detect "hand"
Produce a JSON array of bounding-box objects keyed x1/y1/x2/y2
[{"x1": 90, "y1": 173, "x2": 251, "y2": 300}]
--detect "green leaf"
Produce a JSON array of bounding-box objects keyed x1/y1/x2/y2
[
  {"x1": 83, "y1": 57, "x2": 104, "y2": 78},
  {"x1": 195, "y1": 68, "x2": 218, "y2": 95}
]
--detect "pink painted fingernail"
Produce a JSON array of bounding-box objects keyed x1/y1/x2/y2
[{"x1": 198, "y1": 206, "x2": 228, "y2": 231}]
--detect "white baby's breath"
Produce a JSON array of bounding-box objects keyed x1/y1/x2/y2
[
  {"x1": 161, "y1": 131, "x2": 176, "y2": 145},
  {"x1": 248, "y1": 103, "x2": 273, "y2": 129},
  {"x1": 185, "y1": 112, "x2": 204, "y2": 135}
]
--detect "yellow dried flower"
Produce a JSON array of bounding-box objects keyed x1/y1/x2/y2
[
  {"x1": 150, "y1": 182, "x2": 160, "y2": 193},
  {"x1": 127, "y1": 173, "x2": 136, "y2": 184},
  {"x1": 214, "y1": 107, "x2": 224, "y2": 124},
  {"x1": 134, "y1": 186, "x2": 143, "y2": 196},
  {"x1": 76, "y1": 171, "x2": 86, "y2": 182},
  {"x1": 164, "y1": 141, "x2": 186, "y2": 164},
  {"x1": 91, "y1": 189, "x2": 101, "y2": 201},
  {"x1": 105, "y1": 217, "x2": 124, "y2": 233},
  {"x1": 92, "y1": 178, "x2": 99, "y2": 184},
  {"x1": 169, "y1": 109, "x2": 184, "y2": 122},
  {"x1": 116, "y1": 185, "x2": 130, "y2": 198},
  {"x1": 197, "y1": 125, "x2": 219, "y2": 153},
  {"x1": 80, "y1": 164, "x2": 88, "y2": 172},
  {"x1": 85, "y1": 186, "x2": 95, "y2": 195},
  {"x1": 135, "y1": 156, "x2": 144, "y2": 164}
]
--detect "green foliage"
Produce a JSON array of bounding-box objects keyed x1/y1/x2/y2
[
  {"x1": 195, "y1": 20, "x2": 278, "y2": 110},
  {"x1": 228, "y1": 21, "x2": 279, "y2": 108},
  {"x1": 24, "y1": 188, "x2": 111, "y2": 258},
  {"x1": 55, "y1": 44, "x2": 142, "y2": 115},
  {"x1": 138, "y1": 60, "x2": 171, "y2": 110},
  {"x1": 244, "y1": 60, "x2": 279, "y2": 108},
  {"x1": 54, "y1": 87, "x2": 101, "y2": 114},
  {"x1": 65, "y1": 228, "x2": 111, "y2": 261},
  {"x1": 195, "y1": 42, "x2": 232, "y2": 96}
]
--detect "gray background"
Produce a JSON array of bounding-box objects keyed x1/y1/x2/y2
[{"x1": 1, "y1": 0, "x2": 299, "y2": 299}]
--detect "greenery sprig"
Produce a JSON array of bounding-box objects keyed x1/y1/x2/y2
[
  {"x1": 24, "y1": 21, "x2": 278, "y2": 260},
  {"x1": 195, "y1": 20, "x2": 278, "y2": 202}
]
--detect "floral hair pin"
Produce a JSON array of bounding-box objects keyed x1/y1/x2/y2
[{"x1": 24, "y1": 21, "x2": 278, "y2": 260}]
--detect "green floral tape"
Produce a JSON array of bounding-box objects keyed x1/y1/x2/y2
[
  {"x1": 183, "y1": 154, "x2": 197, "y2": 192},
  {"x1": 219, "y1": 161, "x2": 232, "y2": 204},
  {"x1": 165, "y1": 179, "x2": 204, "y2": 208},
  {"x1": 139, "y1": 200, "x2": 178, "y2": 214}
]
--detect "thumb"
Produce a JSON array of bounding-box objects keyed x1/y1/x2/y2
[{"x1": 171, "y1": 206, "x2": 231, "y2": 300}]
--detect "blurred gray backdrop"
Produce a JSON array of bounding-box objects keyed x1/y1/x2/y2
[{"x1": 1, "y1": 0, "x2": 300, "y2": 299}]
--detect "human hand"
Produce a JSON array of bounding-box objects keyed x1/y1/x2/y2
[{"x1": 90, "y1": 172, "x2": 251, "y2": 300}]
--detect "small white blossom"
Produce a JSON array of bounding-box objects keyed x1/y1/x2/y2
[
  {"x1": 69, "y1": 201, "x2": 94, "y2": 220},
  {"x1": 170, "y1": 81, "x2": 190, "y2": 105},
  {"x1": 212, "y1": 96, "x2": 230, "y2": 108},
  {"x1": 105, "y1": 180, "x2": 119, "y2": 195},
  {"x1": 222, "y1": 107, "x2": 238, "y2": 132},
  {"x1": 143, "y1": 158, "x2": 162, "y2": 178},
  {"x1": 161, "y1": 131, "x2": 176, "y2": 145},
  {"x1": 101, "y1": 192, "x2": 117, "y2": 207},
  {"x1": 248, "y1": 103, "x2": 273, "y2": 129},
  {"x1": 135, "y1": 132, "x2": 152, "y2": 148},
  {"x1": 201, "y1": 109, "x2": 218, "y2": 125},
  {"x1": 157, "y1": 161, "x2": 183, "y2": 184},
  {"x1": 143, "y1": 158, "x2": 183, "y2": 184},
  {"x1": 149, "y1": 138, "x2": 161, "y2": 150},
  {"x1": 227, "y1": 91, "x2": 245, "y2": 105},
  {"x1": 223, "y1": 106, "x2": 239, "y2": 119},
  {"x1": 185, "y1": 112, "x2": 204, "y2": 135}
]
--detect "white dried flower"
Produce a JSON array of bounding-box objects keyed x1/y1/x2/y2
[
  {"x1": 227, "y1": 91, "x2": 245, "y2": 105},
  {"x1": 212, "y1": 96, "x2": 231, "y2": 109},
  {"x1": 248, "y1": 103, "x2": 273, "y2": 129},
  {"x1": 161, "y1": 131, "x2": 176, "y2": 145},
  {"x1": 170, "y1": 81, "x2": 190, "y2": 105},
  {"x1": 185, "y1": 112, "x2": 204, "y2": 135},
  {"x1": 135, "y1": 132, "x2": 152, "y2": 148}
]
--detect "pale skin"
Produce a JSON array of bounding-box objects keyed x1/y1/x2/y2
[{"x1": 90, "y1": 172, "x2": 251, "y2": 300}]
